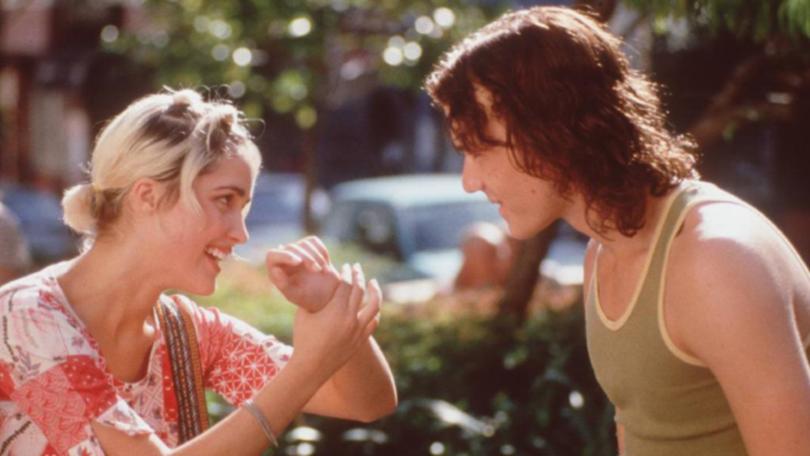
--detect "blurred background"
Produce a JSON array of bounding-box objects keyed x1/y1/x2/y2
[{"x1": 1, "y1": 0, "x2": 808, "y2": 454}]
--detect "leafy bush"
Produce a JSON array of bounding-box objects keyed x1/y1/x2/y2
[
  {"x1": 299, "y1": 308, "x2": 616, "y2": 456},
  {"x1": 197, "y1": 260, "x2": 616, "y2": 455}
]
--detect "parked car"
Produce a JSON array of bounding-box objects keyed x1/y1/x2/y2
[
  {"x1": 0, "y1": 184, "x2": 77, "y2": 264},
  {"x1": 235, "y1": 172, "x2": 330, "y2": 263},
  {"x1": 320, "y1": 174, "x2": 503, "y2": 290},
  {"x1": 320, "y1": 174, "x2": 589, "y2": 304}
]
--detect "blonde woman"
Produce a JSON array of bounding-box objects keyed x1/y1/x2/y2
[{"x1": 0, "y1": 89, "x2": 397, "y2": 455}]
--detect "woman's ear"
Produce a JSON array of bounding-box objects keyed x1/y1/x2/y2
[{"x1": 127, "y1": 178, "x2": 163, "y2": 215}]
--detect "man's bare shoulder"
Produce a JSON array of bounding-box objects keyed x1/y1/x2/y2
[
  {"x1": 671, "y1": 200, "x2": 806, "y2": 285},
  {"x1": 668, "y1": 203, "x2": 785, "y2": 313},
  {"x1": 664, "y1": 200, "x2": 808, "y2": 364}
]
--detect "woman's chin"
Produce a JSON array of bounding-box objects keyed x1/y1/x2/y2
[
  {"x1": 179, "y1": 278, "x2": 218, "y2": 296},
  {"x1": 196, "y1": 282, "x2": 217, "y2": 296}
]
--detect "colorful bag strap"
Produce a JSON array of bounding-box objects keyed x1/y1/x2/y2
[{"x1": 156, "y1": 296, "x2": 209, "y2": 443}]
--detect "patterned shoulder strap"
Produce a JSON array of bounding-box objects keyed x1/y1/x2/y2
[{"x1": 156, "y1": 296, "x2": 209, "y2": 443}]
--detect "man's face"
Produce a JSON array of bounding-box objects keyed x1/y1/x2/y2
[{"x1": 457, "y1": 87, "x2": 568, "y2": 239}]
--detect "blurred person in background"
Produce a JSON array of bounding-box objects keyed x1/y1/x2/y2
[
  {"x1": 454, "y1": 221, "x2": 515, "y2": 290},
  {"x1": 0, "y1": 89, "x2": 396, "y2": 455},
  {"x1": 427, "y1": 6, "x2": 810, "y2": 456},
  {"x1": 0, "y1": 197, "x2": 32, "y2": 284}
]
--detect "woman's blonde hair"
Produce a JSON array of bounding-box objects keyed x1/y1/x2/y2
[{"x1": 62, "y1": 88, "x2": 261, "y2": 237}]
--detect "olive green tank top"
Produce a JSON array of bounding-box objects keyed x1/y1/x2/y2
[{"x1": 585, "y1": 181, "x2": 810, "y2": 456}]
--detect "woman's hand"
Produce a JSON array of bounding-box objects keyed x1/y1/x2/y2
[
  {"x1": 292, "y1": 263, "x2": 381, "y2": 379},
  {"x1": 266, "y1": 236, "x2": 341, "y2": 312}
]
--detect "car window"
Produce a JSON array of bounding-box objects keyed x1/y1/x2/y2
[
  {"x1": 400, "y1": 201, "x2": 501, "y2": 253},
  {"x1": 245, "y1": 179, "x2": 303, "y2": 225},
  {"x1": 322, "y1": 202, "x2": 402, "y2": 259}
]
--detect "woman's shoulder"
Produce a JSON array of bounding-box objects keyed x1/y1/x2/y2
[
  {"x1": 163, "y1": 293, "x2": 214, "y2": 323},
  {"x1": 165, "y1": 293, "x2": 286, "y2": 350},
  {"x1": 166, "y1": 293, "x2": 248, "y2": 323},
  {"x1": 0, "y1": 264, "x2": 101, "y2": 387},
  {"x1": 161, "y1": 293, "x2": 225, "y2": 338},
  {"x1": 0, "y1": 261, "x2": 92, "y2": 348},
  {"x1": 0, "y1": 262, "x2": 69, "y2": 312}
]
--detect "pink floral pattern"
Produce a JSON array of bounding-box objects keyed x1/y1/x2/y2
[{"x1": 0, "y1": 263, "x2": 291, "y2": 454}]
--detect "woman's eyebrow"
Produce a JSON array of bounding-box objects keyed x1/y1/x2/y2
[{"x1": 214, "y1": 185, "x2": 248, "y2": 197}]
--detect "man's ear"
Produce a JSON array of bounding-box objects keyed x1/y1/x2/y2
[{"x1": 127, "y1": 178, "x2": 163, "y2": 215}]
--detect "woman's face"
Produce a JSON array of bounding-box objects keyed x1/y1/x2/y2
[{"x1": 156, "y1": 154, "x2": 254, "y2": 295}]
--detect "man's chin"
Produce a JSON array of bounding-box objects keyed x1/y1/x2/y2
[
  {"x1": 504, "y1": 225, "x2": 530, "y2": 240},
  {"x1": 505, "y1": 222, "x2": 551, "y2": 240}
]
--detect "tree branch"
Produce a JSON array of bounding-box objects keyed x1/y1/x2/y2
[{"x1": 497, "y1": 222, "x2": 559, "y2": 324}]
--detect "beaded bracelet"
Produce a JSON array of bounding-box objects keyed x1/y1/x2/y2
[{"x1": 242, "y1": 399, "x2": 279, "y2": 447}]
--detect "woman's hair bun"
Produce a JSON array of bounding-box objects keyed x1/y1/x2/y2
[{"x1": 62, "y1": 183, "x2": 97, "y2": 235}]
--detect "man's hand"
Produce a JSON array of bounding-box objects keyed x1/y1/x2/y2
[{"x1": 266, "y1": 236, "x2": 341, "y2": 312}]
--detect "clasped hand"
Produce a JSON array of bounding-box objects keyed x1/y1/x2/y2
[{"x1": 266, "y1": 236, "x2": 382, "y2": 372}]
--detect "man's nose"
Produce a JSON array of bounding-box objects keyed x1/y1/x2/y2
[{"x1": 461, "y1": 155, "x2": 482, "y2": 193}]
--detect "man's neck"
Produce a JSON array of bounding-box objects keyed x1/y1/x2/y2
[{"x1": 564, "y1": 184, "x2": 683, "y2": 258}]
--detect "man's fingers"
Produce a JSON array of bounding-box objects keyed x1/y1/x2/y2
[
  {"x1": 354, "y1": 264, "x2": 367, "y2": 294},
  {"x1": 368, "y1": 277, "x2": 382, "y2": 308},
  {"x1": 327, "y1": 262, "x2": 340, "y2": 278},
  {"x1": 362, "y1": 317, "x2": 380, "y2": 339},
  {"x1": 329, "y1": 278, "x2": 353, "y2": 307},
  {"x1": 340, "y1": 263, "x2": 352, "y2": 283},
  {"x1": 358, "y1": 278, "x2": 381, "y2": 329},
  {"x1": 346, "y1": 264, "x2": 364, "y2": 315}
]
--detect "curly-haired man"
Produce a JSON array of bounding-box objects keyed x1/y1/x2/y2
[{"x1": 427, "y1": 6, "x2": 810, "y2": 455}]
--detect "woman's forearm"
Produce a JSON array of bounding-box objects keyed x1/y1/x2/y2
[
  {"x1": 328, "y1": 337, "x2": 397, "y2": 421},
  {"x1": 93, "y1": 353, "x2": 329, "y2": 456},
  {"x1": 174, "y1": 354, "x2": 329, "y2": 455}
]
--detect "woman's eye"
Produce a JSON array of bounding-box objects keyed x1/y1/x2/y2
[{"x1": 216, "y1": 195, "x2": 232, "y2": 207}]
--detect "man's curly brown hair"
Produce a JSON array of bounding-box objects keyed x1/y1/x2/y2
[{"x1": 425, "y1": 6, "x2": 698, "y2": 237}]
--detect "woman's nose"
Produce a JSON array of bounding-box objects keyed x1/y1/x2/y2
[{"x1": 230, "y1": 214, "x2": 249, "y2": 244}]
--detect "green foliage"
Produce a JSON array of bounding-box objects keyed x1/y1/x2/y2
[
  {"x1": 345, "y1": 308, "x2": 616, "y2": 456},
  {"x1": 626, "y1": 0, "x2": 810, "y2": 41},
  {"x1": 365, "y1": 310, "x2": 613, "y2": 455},
  {"x1": 201, "y1": 282, "x2": 295, "y2": 338},
  {"x1": 104, "y1": 0, "x2": 506, "y2": 130},
  {"x1": 199, "y1": 260, "x2": 615, "y2": 455},
  {"x1": 781, "y1": 0, "x2": 810, "y2": 37}
]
